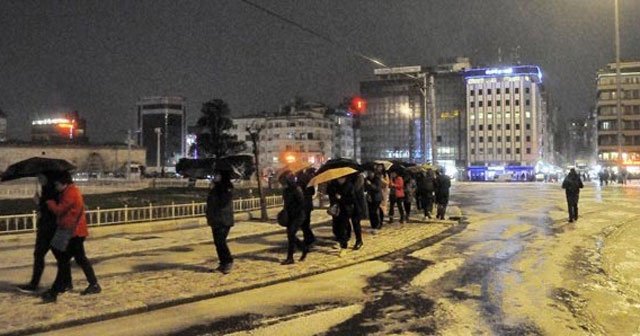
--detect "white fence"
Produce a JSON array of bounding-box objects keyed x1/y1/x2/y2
[{"x1": 0, "y1": 195, "x2": 282, "y2": 234}]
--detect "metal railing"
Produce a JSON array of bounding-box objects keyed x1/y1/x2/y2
[{"x1": 0, "y1": 195, "x2": 282, "y2": 234}]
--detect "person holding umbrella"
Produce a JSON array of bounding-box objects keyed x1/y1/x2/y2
[
  {"x1": 388, "y1": 170, "x2": 406, "y2": 223},
  {"x1": 434, "y1": 168, "x2": 452, "y2": 220},
  {"x1": 206, "y1": 170, "x2": 235, "y2": 274},
  {"x1": 42, "y1": 171, "x2": 100, "y2": 303},
  {"x1": 279, "y1": 170, "x2": 309, "y2": 265},
  {"x1": 295, "y1": 167, "x2": 316, "y2": 248},
  {"x1": 365, "y1": 169, "x2": 383, "y2": 230},
  {"x1": 17, "y1": 173, "x2": 63, "y2": 293}
]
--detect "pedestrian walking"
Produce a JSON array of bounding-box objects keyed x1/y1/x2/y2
[
  {"x1": 17, "y1": 173, "x2": 61, "y2": 293},
  {"x1": 562, "y1": 168, "x2": 584, "y2": 223},
  {"x1": 376, "y1": 164, "x2": 389, "y2": 226},
  {"x1": 349, "y1": 173, "x2": 365, "y2": 250},
  {"x1": 332, "y1": 175, "x2": 357, "y2": 249},
  {"x1": 434, "y1": 169, "x2": 451, "y2": 220},
  {"x1": 279, "y1": 171, "x2": 309, "y2": 264},
  {"x1": 206, "y1": 171, "x2": 235, "y2": 274},
  {"x1": 417, "y1": 169, "x2": 436, "y2": 219},
  {"x1": 42, "y1": 171, "x2": 100, "y2": 303},
  {"x1": 296, "y1": 168, "x2": 316, "y2": 247},
  {"x1": 388, "y1": 171, "x2": 406, "y2": 223},
  {"x1": 365, "y1": 170, "x2": 383, "y2": 230},
  {"x1": 403, "y1": 173, "x2": 416, "y2": 219}
]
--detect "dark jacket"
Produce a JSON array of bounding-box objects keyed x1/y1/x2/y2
[
  {"x1": 434, "y1": 173, "x2": 451, "y2": 204},
  {"x1": 206, "y1": 183, "x2": 234, "y2": 227},
  {"x1": 38, "y1": 183, "x2": 58, "y2": 232},
  {"x1": 562, "y1": 173, "x2": 584, "y2": 198},
  {"x1": 365, "y1": 175, "x2": 383, "y2": 203},
  {"x1": 335, "y1": 180, "x2": 356, "y2": 217},
  {"x1": 352, "y1": 174, "x2": 367, "y2": 218},
  {"x1": 417, "y1": 172, "x2": 436, "y2": 194},
  {"x1": 282, "y1": 182, "x2": 306, "y2": 227},
  {"x1": 296, "y1": 170, "x2": 315, "y2": 211}
]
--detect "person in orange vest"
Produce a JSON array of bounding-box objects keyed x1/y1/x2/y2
[{"x1": 388, "y1": 171, "x2": 406, "y2": 223}]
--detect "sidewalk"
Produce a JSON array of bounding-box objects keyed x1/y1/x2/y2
[
  {"x1": 0, "y1": 212, "x2": 456, "y2": 336},
  {"x1": 0, "y1": 208, "x2": 288, "y2": 270}
]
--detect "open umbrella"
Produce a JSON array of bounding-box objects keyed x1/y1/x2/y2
[
  {"x1": 307, "y1": 167, "x2": 358, "y2": 187},
  {"x1": 315, "y1": 158, "x2": 360, "y2": 175},
  {"x1": 275, "y1": 161, "x2": 312, "y2": 180},
  {"x1": 374, "y1": 160, "x2": 393, "y2": 171},
  {"x1": 1, "y1": 157, "x2": 76, "y2": 182}
]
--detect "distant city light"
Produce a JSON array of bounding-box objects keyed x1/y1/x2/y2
[{"x1": 32, "y1": 118, "x2": 72, "y2": 125}]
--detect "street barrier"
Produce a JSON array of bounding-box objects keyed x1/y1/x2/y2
[{"x1": 0, "y1": 195, "x2": 282, "y2": 234}]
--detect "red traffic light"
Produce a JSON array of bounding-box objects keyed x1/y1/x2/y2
[{"x1": 349, "y1": 96, "x2": 367, "y2": 115}]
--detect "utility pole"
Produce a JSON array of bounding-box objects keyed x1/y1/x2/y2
[
  {"x1": 418, "y1": 72, "x2": 437, "y2": 164},
  {"x1": 247, "y1": 123, "x2": 268, "y2": 221},
  {"x1": 614, "y1": 0, "x2": 623, "y2": 167},
  {"x1": 126, "y1": 129, "x2": 132, "y2": 180},
  {"x1": 154, "y1": 127, "x2": 162, "y2": 172}
]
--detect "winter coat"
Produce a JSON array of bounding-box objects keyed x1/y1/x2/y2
[
  {"x1": 206, "y1": 184, "x2": 234, "y2": 227},
  {"x1": 46, "y1": 184, "x2": 88, "y2": 238},
  {"x1": 389, "y1": 176, "x2": 405, "y2": 198},
  {"x1": 352, "y1": 174, "x2": 367, "y2": 218},
  {"x1": 417, "y1": 172, "x2": 435, "y2": 194},
  {"x1": 282, "y1": 183, "x2": 305, "y2": 227},
  {"x1": 335, "y1": 180, "x2": 356, "y2": 217},
  {"x1": 562, "y1": 173, "x2": 584, "y2": 198},
  {"x1": 296, "y1": 171, "x2": 315, "y2": 212},
  {"x1": 365, "y1": 175, "x2": 383, "y2": 203},
  {"x1": 38, "y1": 183, "x2": 59, "y2": 232},
  {"x1": 434, "y1": 174, "x2": 451, "y2": 205}
]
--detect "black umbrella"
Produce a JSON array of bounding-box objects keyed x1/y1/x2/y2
[
  {"x1": 1, "y1": 157, "x2": 76, "y2": 182},
  {"x1": 315, "y1": 158, "x2": 360, "y2": 176}
]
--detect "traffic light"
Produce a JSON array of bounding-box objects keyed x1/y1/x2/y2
[{"x1": 349, "y1": 96, "x2": 367, "y2": 115}]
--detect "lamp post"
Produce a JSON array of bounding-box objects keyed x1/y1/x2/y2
[
  {"x1": 154, "y1": 127, "x2": 162, "y2": 172},
  {"x1": 614, "y1": 0, "x2": 623, "y2": 167},
  {"x1": 246, "y1": 123, "x2": 268, "y2": 221}
]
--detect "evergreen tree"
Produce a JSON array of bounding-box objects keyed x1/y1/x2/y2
[{"x1": 192, "y1": 99, "x2": 245, "y2": 158}]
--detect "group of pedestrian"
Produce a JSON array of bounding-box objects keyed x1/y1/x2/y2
[
  {"x1": 598, "y1": 168, "x2": 629, "y2": 186},
  {"x1": 18, "y1": 171, "x2": 101, "y2": 303}
]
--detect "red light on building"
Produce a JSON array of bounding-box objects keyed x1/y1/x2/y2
[{"x1": 349, "y1": 96, "x2": 367, "y2": 115}]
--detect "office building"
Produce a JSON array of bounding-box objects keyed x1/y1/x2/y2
[
  {"x1": 464, "y1": 65, "x2": 546, "y2": 181},
  {"x1": 137, "y1": 96, "x2": 186, "y2": 169},
  {"x1": 596, "y1": 61, "x2": 640, "y2": 171}
]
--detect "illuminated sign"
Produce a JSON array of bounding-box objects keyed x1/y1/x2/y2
[
  {"x1": 374, "y1": 66, "x2": 422, "y2": 75},
  {"x1": 485, "y1": 68, "x2": 513, "y2": 75},
  {"x1": 32, "y1": 118, "x2": 72, "y2": 125}
]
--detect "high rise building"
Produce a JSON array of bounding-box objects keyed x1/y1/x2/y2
[
  {"x1": 137, "y1": 96, "x2": 186, "y2": 170},
  {"x1": 596, "y1": 61, "x2": 640, "y2": 170},
  {"x1": 464, "y1": 65, "x2": 545, "y2": 181},
  {"x1": 359, "y1": 58, "x2": 470, "y2": 176}
]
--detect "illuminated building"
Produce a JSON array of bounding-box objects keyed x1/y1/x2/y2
[
  {"x1": 31, "y1": 111, "x2": 88, "y2": 144},
  {"x1": 229, "y1": 102, "x2": 357, "y2": 174},
  {"x1": 359, "y1": 58, "x2": 471, "y2": 177},
  {"x1": 464, "y1": 65, "x2": 546, "y2": 181},
  {"x1": 137, "y1": 96, "x2": 186, "y2": 169},
  {"x1": 596, "y1": 61, "x2": 640, "y2": 169}
]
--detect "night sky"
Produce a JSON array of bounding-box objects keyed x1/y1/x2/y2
[{"x1": 1, "y1": 0, "x2": 639, "y2": 143}]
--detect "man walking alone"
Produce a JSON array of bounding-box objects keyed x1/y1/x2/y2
[{"x1": 562, "y1": 168, "x2": 584, "y2": 223}]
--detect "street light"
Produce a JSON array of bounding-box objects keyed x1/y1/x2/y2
[
  {"x1": 614, "y1": 0, "x2": 623, "y2": 168},
  {"x1": 154, "y1": 127, "x2": 162, "y2": 173}
]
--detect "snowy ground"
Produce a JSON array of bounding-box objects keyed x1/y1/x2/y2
[{"x1": 2, "y1": 182, "x2": 639, "y2": 335}]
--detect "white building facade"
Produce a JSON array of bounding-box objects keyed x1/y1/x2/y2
[
  {"x1": 464, "y1": 66, "x2": 545, "y2": 181},
  {"x1": 229, "y1": 103, "x2": 358, "y2": 175}
]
